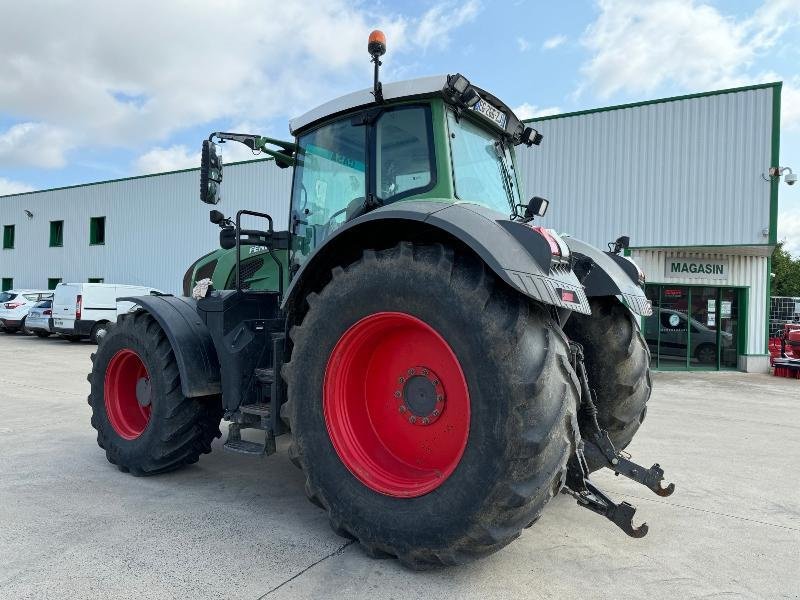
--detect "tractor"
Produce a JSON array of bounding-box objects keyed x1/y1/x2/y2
[{"x1": 87, "y1": 31, "x2": 674, "y2": 568}]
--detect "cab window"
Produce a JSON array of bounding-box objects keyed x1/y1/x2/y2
[
  {"x1": 374, "y1": 106, "x2": 435, "y2": 202},
  {"x1": 290, "y1": 117, "x2": 366, "y2": 262}
]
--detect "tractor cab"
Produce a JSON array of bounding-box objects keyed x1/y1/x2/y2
[{"x1": 197, "y1": 64, "x2": 547, "y2": 296}]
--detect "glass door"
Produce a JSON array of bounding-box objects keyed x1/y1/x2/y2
[
  {"x1": 719, "y1": 288, "x2": 739, "y2": 368},
  {"x1": 689, "y1": 287, "x2": 719, "y2": 368},
  {"x1": 657, "y1": 286, "x2": 690, "y2": 368}
]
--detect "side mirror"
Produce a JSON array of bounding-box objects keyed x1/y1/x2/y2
[
  {"x1": 524, "y1": 196, "x2": 549, "y2": 220},
  {"x1": 220, "y1": 226, "x2": 236, "y2": 249},
  {"x1": 200, "y1": 140, "x2": 223, "y2": 205}
]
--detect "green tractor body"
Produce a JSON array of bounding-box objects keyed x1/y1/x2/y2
[{"x1": 87, "y1": 34, "x2": 672, "y2": 568}]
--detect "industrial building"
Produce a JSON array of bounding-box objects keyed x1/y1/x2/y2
[{"x1": 1, "y1": 81, "x2": 781, "y2": 372}]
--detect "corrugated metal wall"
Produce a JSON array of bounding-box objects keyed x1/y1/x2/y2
[
  {"x1": 631, "y1": 249, "x2": 768, "y2": 355},
  {"x1": 0, "y1": 160, "x2": 292, "y2": 295},
  {"x1": 517, "y1": 86, "x2": 775, "y2": 249}
]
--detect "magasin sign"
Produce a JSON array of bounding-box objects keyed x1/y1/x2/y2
[{"x1": 664, "y1": 258, "x2": 729, "y2": 281}]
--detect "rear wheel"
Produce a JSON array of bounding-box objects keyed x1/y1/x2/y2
[
  {"x1": 87, "y1": 311, "x2": 223, "y2": 475},
  {"x1": 2, "y1": 327, "x2": 18, "y2": 334},
  {"x1": 563, "y1": 297, "x2": 651, "y2": 471},
  {"x1": 284, "y1": 242, "x2": 579, "y2": 568}
]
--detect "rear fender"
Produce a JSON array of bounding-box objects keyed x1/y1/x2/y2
[
  {"x1": 118, "y1": 295, "x2": 221, "y2": 398},
  {"x1": 564, "y1": 237, "x2": 653, "y2": 317},
  {"x1": 282, "y1": 200, "x2": 591, "y2": 315}
]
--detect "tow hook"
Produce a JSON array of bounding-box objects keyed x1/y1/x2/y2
[
  {"x1": 584, "y1": 431, "x2": 675, "y2": 497},
  {"x1": 561, "y1": 478, "x2": 649, "y2": 538},
  {"x1": 563, "y1": 341, "x2": 676, "y2": 538}
]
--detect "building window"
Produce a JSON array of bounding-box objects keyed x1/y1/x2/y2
[
  {"x1": 1, "y1": 278, "x2": 12, "y2": 291},
  {"x1": 90, "y1": 216, "x2": 106, "y2": 245},
  {"x1": 88, "y1": 277, "x2": 104, "y2": 283},
  {"x1": 48, "y1": 278, "x2": 62, "y2": 290},
  {"x1": 2, "y1": 225, "x2": 14, "y2": 249},
  {"x1": 50, "y1": 220, "x2": 64, "y2": 247}
]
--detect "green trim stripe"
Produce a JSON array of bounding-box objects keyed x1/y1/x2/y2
[
  {"x1": 0, "y1": 156, "x2": 275, "y2": 200},
  {"x1": 769, "y1": 82, "x2": 782, "y2": 245},
  {"x1": 524, "y1": 81, "x2": 782, "y2": 123}
]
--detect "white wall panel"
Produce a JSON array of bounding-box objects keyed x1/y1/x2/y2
[
  {"x1": 517, "y1": 86, "x2": 775, "y2": 249},
  {"x1": 0, "y1": 159, "x2": 292, "y2": 295}
]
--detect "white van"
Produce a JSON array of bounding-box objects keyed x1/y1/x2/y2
[{"x1": 52, "y1": 283, "x2": 162, "y2": 343}]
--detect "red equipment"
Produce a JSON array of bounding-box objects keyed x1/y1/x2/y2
[{"x1": 772, "y1": 324, "x2": 800, "y2": 378}]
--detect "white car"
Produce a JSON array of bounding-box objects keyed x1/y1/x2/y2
[
  {"x1": 0, "y1": 290, "x2": 54, "y2": 334},
  {"x1": 24, "y1": 299, "x2": 55, "y2": 337},
  {"x1": 52, "y1": 283, "x2": 162, "y2": 343}
]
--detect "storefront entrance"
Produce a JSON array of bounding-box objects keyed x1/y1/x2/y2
[{"x1": 643, "y1": 285, "x2": 742, "y2": 370}]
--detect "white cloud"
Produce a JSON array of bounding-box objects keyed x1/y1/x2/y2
[
  {"x1": 134, "y1": 145, "x2": 198, "y2": 175},
  {"x1": 513, "y1": 103, "x2": 561, "y2": 120},
  {"x1": 414, "y1": 1, "x2": 481, "y2": 49},
  {"x1": 0, "y1": 177, "x2": 34, "y2": 196},
  {"x1": 542, "y1": 34, "x2": 567, "y2": 50},
  {"x1": 0, "y1": 1, "x2": 480, "y2": 160},
  {"x1": 778, "y1": 209, "x2": 800, "y2": 257},
  {"x1": 0, "y1": 122, "x2": 73, "y2": 168},
  {"x1": 781, "y1": 78, "x2": 800, "y2": 131},
  {"x1": 579, "y1": 0, "x2": 800, "y2": 99},
  {"x1": 517, "y1": 37, "x2": 531, "y2": 52}
]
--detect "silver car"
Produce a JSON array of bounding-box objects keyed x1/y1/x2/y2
[{"x1": 25, "y1": 299, "x2": 54, "y2": 337}]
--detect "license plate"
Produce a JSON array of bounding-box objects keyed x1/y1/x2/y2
[
  {"x1": 471, "y1": 98, "x2": 507, "y2": 129},
  {"x1": 54, "y1": 319, "x2": 64, "y2": 327}
]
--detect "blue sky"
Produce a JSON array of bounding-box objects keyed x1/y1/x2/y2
[{"x1": 1, "y1": 0, "x2": 799, "y2": 250}]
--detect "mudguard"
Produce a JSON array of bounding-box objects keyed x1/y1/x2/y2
[
  {"x1": 119, "y1": 295, "x2": 221, "y2": 398},
  {"x1": 282, "y1": 200, "x2": 592, "y2": 315},
  {"x1": 564, "y1": 237, "x2": 653, "y2": 316}
]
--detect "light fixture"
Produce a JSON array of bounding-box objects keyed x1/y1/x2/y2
[
  {"x1": 521, "y1": 126, "x2": 543, "y2": 146},
  {"x1": 24, "y1": 210, "x2": 33, "y2": 219},
  {"x1": 767, "y1": 166, "x2": 796, "y2": 186}
]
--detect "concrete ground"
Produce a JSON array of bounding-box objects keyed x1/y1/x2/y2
[{"x1": 0, "y1": 333, "x2": 798, "y2": 600}]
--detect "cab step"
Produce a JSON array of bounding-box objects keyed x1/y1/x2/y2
[
  {"x1": 240, "y1": 403, "x2": 271, "y2": 417},
  {"x1": 254, "y1": 367, "x2": 274, "y2": 385},
  {"x1": 223, "y1": 422, "x2": 276, "y2": 456},
  {"x1": 223, "y1": 438, "x2": 268, "y2": 456}
]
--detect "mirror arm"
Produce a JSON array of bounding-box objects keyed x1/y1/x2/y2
[{"x1": 211, "y1": 132, "x2": 297, "y2": 165}]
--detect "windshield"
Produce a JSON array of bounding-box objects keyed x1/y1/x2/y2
[{"x1": 447, "y1": 111, "x2": 521, "y2": 216}]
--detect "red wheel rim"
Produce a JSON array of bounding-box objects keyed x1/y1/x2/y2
[
  {"x1": 324, "y1": 312, "x2": 470, "y2": 497},
  {"x1": 104, "y1": 349, "x2": 152, "y2": 440}
]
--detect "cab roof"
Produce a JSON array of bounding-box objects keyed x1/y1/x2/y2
[{"x1": 289, "y1": 74, "x2": 525, "y2": 141}]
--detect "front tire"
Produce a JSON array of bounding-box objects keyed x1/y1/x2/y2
[
  {"x1": 284, "y1": 243, "x2": 579, "y2": 568},
  {"x1": 563, "y1": 297, "x2": 651, "y2": 471},
  {"x1": 87, "y1": 311, "x2": 223, "y2": 475}
]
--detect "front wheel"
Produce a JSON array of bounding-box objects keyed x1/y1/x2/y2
[
  {"x1": 87, "y1": 311, "x2": 223, "y2": 475},
  {"x1": 563, "y1": 297, "x2": 651, "y2": 471},
  {"x1": 284, "y1": 243, "x2": 579, "y2": 568}
]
